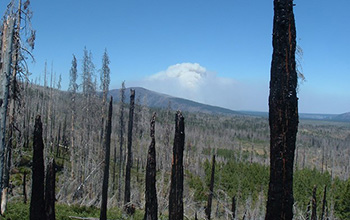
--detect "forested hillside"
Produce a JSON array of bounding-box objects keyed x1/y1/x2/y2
[{"x1": 0, "y1": 80, "x2": 349, "y2": 219}]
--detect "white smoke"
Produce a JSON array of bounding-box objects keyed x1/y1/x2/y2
[
  {"x1": 131, "y1": 62, "x2": 269, "y2": 111},
  {"x1": 149, "y1": 63, "x2": 207, "y2": 91}
]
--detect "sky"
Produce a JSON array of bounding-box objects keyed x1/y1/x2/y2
[{"x1": 1, "y1": 0, "x2": 349, "y2": 114}]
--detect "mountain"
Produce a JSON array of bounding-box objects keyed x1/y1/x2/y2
[
  {"x1": 108, "y1": 87, "x2": 240, "y2": 115},
  {"x1": 107, "y1": 87, "x2": 350, "y2": 122},
  {"x1": 333, "y1": 112, "x2": 350, "y2": 122}
]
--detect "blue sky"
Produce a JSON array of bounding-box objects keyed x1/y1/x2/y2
[{"x1": 1, "y1": 0, "x2": 349, "y2": 114}]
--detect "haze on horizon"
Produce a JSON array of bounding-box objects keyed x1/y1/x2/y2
[{"x1": 1, "y1": 0, "x2": 349, "y2": 114}]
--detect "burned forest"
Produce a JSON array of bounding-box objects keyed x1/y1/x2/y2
[{"x1": 0, "y1": 0, "x2": 349, "y2": 220}]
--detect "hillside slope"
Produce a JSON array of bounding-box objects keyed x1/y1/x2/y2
[{"x1": 108, "y1": 87, "x2": 239, "y2": 115}]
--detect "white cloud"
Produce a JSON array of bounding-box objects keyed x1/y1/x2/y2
[
  {"x1": 149, "y1": 63, "x2": 207, "y2": 90},
  {"x1": 131, "y1": 62, "x2": 269, "y2": 112}
]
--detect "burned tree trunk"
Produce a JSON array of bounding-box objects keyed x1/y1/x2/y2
[
  {"x1": 311, "y1": 185, "x2": 317, "y2": 220},
  {"x1": 100, "y1": 97, "x2": 113, "y2": 220},
  {"x1": 169, "y1": 111, "x2": 185, "y2": 220},
  {"x1": 306, "y1": 202, "x2": 311, "y2": 220},
  {"x1": 231, "y1": 196, "x2": 236, "y2": 220},
  {"x1": 265, "y1": 1, "x2": 299, "y2": 220},
  {"x1": 205, "y1": 154, "x2": 216, "y2": 220},
  {"x1": 23, "y1": 171, "x2": 27, "y2": 204},
  {"x1": 0, "y1": 17, "x2": 15, "y2": 209},
  {"x1": 30, "y1": 115, "x2": 45, "y2": 220},
  {"x1": 321, "y1": 185, "x2": 327, "y2": 220},
  {"x1": 124, "y1": 89, "x2": 135, "y2": 206},
  {"x1": 2, "y1": 5, "x2": 21, "y2": 213},
  {"x1": 144, "y1": 113, "x2": 158, "y2": 220},
  {"x1": 45, "y1": 159, "x2": 56, "y2": 220}
]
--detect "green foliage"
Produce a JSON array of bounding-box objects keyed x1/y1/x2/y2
[
  {"x1": 0, "y1": 202, "x2": 29, "y2": 220},
  {"x1": 186, "y1": 170, "x2": 206, "y2": 201},
  {"x1": 335, "y1": 178, "x2": 350, "y2": 219},
  {"x1": 293, "y1": 168, "x2": 332, "y2": 215},
  {"x1": 187, "y1": 159, "x2": 349, "y2": 218},
  {"x1": 211, "y1": 160, "x2": 269, "y2": 202},
  {"x1": 0, "y1": 202, "x2": 145, "y2": 220},
  {"x1": 188, "y1": 159, "x2": 269, "y2": 203}
]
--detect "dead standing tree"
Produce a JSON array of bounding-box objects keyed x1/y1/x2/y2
[
  {"x1": 99, "y1": 49, "x2": 110, "y2": 146},
  {"x1": 311, "y1": 185, "x2": 317, "y2": 220},
  {"x1": 30, "y1": 115, "x2": 45, "y2": 220},
  {"x1": 144, "y1": 112, "x2": 158, "y2": 220},
  {"x1": 205, "y1": 154, "x2": 216, "y2": 220},
  {"x1": 265, "y1": 1, "x2": 299, "y2": 220},
  {"x1": 321, "y1": 185, "x2": 327, "y2": 220},
  {"x1": 124, "y1": 89, "x2": 135, "y2": 208},
  {"x1": 117, "y1": 81, "x2": 125, "y2": 200},
  {"x1": 45, "y1": 159, "x2": 56, "y2": 220},
  {"x1": 100, "y1": 97, "x2": 113, "y2": 220},
  {"x1": 0, "y1": 16, "x2": 15, "y2": 210},
  {"x1": 231, "y1": 196, "x2": 236, "y2": 220},
  {"x1": 169, "y1": 111, "x2": 185, "y2": 220},
  {"x1": 3, "y1": 1, "x2": 22, "y2": 209},
  {"x1": 68, "y1": 55, "x2": 78, "y2": 179}
]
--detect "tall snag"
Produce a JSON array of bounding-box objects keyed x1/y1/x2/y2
[
  {"x1": 231, "y1": 196, "x2": 236, "y2": 220},
  {"x1": 99, "y1": 49, "x2": 111, "y2": 146},
  {"x1": 45, "y1": 159, "x2": 56, "y2": 220},
  {"x1": 117, "y1": 81, "x2": 125, "y2": 200},
  {"x1": 23, "y1": 171, "x2": 27, "y2": 204},
  {"x1": 205, "y1": 154, "x2": 216, "y2": 220},
  {"x1": 265, "y1": 0, "x2": 299, "y2": 219},
  {"x1": 68, "y1": 55, "x2": 78, "y2": 179},
  {"x1": 321, "y1": 185, "x2": 327, "y2": 220},
  {"x1": 100, "y1": 97, "x2": 113, "y2": 220},
  {"x1": 2, "y1": 2, "x2": 23, "y2": 213},
  {"x1": 169, "y1": 111, "x2": 185, "y2": 220},
  {"x1": 0, "y1": 16, "x2": 15, "y2": 208},
  {"x1": 311, "y1": 185, "x2": 317, "y2": 220},
  {"x1": 144, "y1": 113, "x2": 158, "y2": 220},
  {"x1": 124, "y1": 89, "x2": 135, "y2": 207},
  {"x1": 30, "y1": 115, "x2": 45, "y2": 220}
]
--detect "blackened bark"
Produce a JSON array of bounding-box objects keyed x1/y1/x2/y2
[
  {"x1": 45, "y1": 159, "x2": 56, "y2": 220},
  {"x1": 265, "y1": 1, "x2": 298, "y2": 220},
  {"x1": 231, "y1": 196, "x2": 236, "y2": 220},
  {"x1": 306, "y1": 203, "x2": 310, "y2": 220},
  {"x1": 23, "y1": 171, "x2": 27, "y2": 204},
  {"x1": 124, "y1": 89, "x2": 135, "y2": 206},
  {"x1": 311, "y1": 185, "x2": 317, "y2": 220},
  {"x1": 30, "y1": 115, "x2": 45, "y2": 220},
  {"x1": 169, "y1": 111, "x2": 185, "y2": 220},
  {"x1": 205, "y1": 154, "x2": 216, "y2": 220},
  {"x1": 321, "y1": 185, "x2": 327, "y2": 220},
  {"x1": 144, "y1": 113, "x2": 158, "y2": 220},
  {"x1": 100, "y1": 97, "x2": 113, "y2": 220},
  {"x1": 112, "y1": 140, "x2": 117, "y2": 191}
]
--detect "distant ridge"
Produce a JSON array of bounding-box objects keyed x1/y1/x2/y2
[
  {"x1": 333, "y1": 112, "x2": 350, "y2": 122},
  {"x1": 241, "y1": 111, "x2": 350, "y2": 122},
  {"x1": 107, "y1": 87, "x2": 349, "y2": 122},
  {"x1": 108, "y1": 87, "x2": 240, "y2": 115}
]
